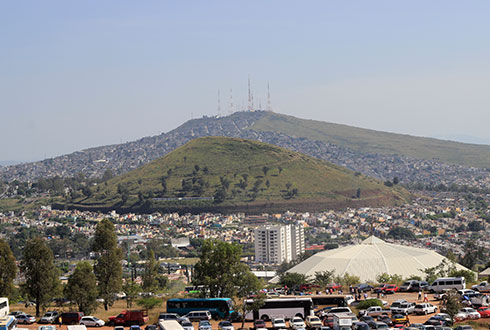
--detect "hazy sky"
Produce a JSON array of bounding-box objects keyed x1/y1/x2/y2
[{"x1": 2, "y1": 1, "x2": 490, "y2": 163}]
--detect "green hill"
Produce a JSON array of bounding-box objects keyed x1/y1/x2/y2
[
  {"x1": 69, "y1": 137, "x2": 408, "y2": 213},
  {"x1": 251, "y1": 112, "x2": 490, "y2": 168}
]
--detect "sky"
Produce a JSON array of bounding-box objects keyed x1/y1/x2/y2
[{"x1": 2, "y1": 1, "x2": 490, "y2": 163}]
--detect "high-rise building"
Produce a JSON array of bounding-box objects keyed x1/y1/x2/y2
[{"x1": 254, "y1": 224, "x2": 305, "y2": 264}]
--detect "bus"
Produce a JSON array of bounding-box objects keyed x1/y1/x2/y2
[
  {"x1": 310, "y1": 295, "x2": 348, "y2": 308},
  {"x1": 0, "y1": 317, "x2": 16, "y2": 330},
  {"x1": 0, "y1": 299, "x2": 8, "y2": 318},
  {"x1": 245, "y1": 297, "x2": 313, "y2": 321},
  {"x1": 166, "y1": 298, "x2": 235, "y2": 319}
]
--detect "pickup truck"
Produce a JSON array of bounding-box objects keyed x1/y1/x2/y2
[
  {"x1": 390, "y1": 302, "x2": 415, "y2": 315},
  {"x1": 359, "y1": 306, "x2": 390, "y2": 318},
  {"x1": 472, "y1": 281, "x2": 490, "y2": 293},
  {"x1": 108, "y1": 310, "x2": 149, "y2": 326}
]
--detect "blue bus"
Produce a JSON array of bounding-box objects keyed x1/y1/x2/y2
[
  {"x1": 166, "y1": 298, "x2": 235, "y2": 319},
  {"x1": 0, "y1": 316, "x2": 17, "y2": 330}
]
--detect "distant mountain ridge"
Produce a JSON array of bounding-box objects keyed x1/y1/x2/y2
[{"x1": 2, "y1": 111, "x2": 489, "y2": 189}]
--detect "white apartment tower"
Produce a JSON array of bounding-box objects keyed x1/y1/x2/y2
[{"x1": 254, "y1": 224, "x2": 305, "y2": 264}]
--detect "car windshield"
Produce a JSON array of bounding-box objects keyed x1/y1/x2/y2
[
  {"x1": 182, "y1": 322, "x2": 193, "y2": 326},
  {"x1": 221, "y1": 322, "x2": 232, "y2": 326},
  {"x1": 200, "y1": 322, "x2": 211, "y2": 326},
  {"x1": 274, "y1": 319, "x2": 285, "y2": 324},
  {"x1": 310, "y1": 317, "x2": 320, "y2": 321}
]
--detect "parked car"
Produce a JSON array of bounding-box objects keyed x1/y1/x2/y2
[
  {"x1": 414, "y1": 303, "x2": 437, "y2": 315},
  {"x1": 158, "y1": 314, "x2": 179, "y2": 321},
  {"x1": 184, "y1": 311, "x2": 211, "y2": 322},
  {"x1": 181, "y1": 322, "x2": 194, "y2": 330},
  {"x1": 16, "y1": 314, "x2": 36, "y2": 324},
  {"x1": 145, "y1": 325, "x2": 158, "y2": 330},
  {"x1": 352, "y1": 322, "x2": 369, "y2": 330},
  {"x1": 218, "y1": 321, "x2": 234, "y2": 330},
  {"x1": 253, "y1": 320, "x2": 266, "y2": 330},
  {"x1": 272, "y1": 317, "x2": 287, "y2": 329},
  {"x1": 289, "y1": 317, "x2": 306, "y2": 329},
  {"x1": 472, "y1": 281, "x2": 490, "y2": 293},
  {"x1": 39, "y1": 326, "x2": 57, "y2": 330},
  {"x1": 198, "y1": 321, "x2": 212, "y2": 330},
  {"x1": 376, "y1": 315, "x2": 392, "y2": 327},
  {"x1": 39, "y1": 311, "x2": 60, "y2": 324},
  {"x1": 359, "y1": 316, "x2": 374, "y2": 323},
  {"x1": 9, "y1": 311, "x2": 26, "y2": 317},
  {"x1": 383, "y1": 285, "x2": 398, "y2": 294},
  {"x1": 423, "y1": 315, "x2": 450, "y2": 326},
  {"x1": 61, "y1": 312, "x2": 85, "y2": 325},
  {"x1": 477, "y1": 306, "x2": 490, "y2": 318},
  {"x1": 458, "y1": 308, "x2": 481, "y2": 320},
  {"x1": 79, "y1": 316, "x2": 105, "y2": 327},
  {"x1": 130, "y1": 325, "x2": 141, "y2": 330},
  {"x1": 115, "y1": 326, "x2": 125, "y2": 330},
  {"x1": 391, "y1": 302, "x2": 415, "y2": 315},
  {"x1": 355, "y1": 284, "x2": 373, "y2": 292},
  {"x1": 453, "y1": 326, "x2": 473, "y2": 330},
  {"x1": 305, "y1": 316, "x2": 322, "y2": 328},
  {"x1": 366, "y1": 321, "x2": 389, "y2": 329},
  {"x1": 390, "y1": 314, "x2": 409, "y2": 325},
  {"x1": 411, "y1": 281, "x2": 429, "y2": 292},
  {"x1": 400, "y1": 281, "x2": 418, "y2": 292},
  {"x1": 109, "y1": 310, "x2": 149, "y2": 326},
  {"x1": 458, "y1": 289, "x2": 477, "y2": 296}
]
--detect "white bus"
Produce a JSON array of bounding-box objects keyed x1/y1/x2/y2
[
  {"x1": 0, "y1": 299, "x2": 9, "y2": 318},
  {"x1": 245, "y1": 297, "x2": 313, "y2": 321}
]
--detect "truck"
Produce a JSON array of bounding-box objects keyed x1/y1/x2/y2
[
  {"x1": 108, "y1": 310, "x2": 149, "y2": 326},
  {"x1": 158, "y1": 320, "x2": 184, "y2": 330},
  {"x1": 333, "y1": 315, "x2": 352, "y2": 330},
  {"x1": 472, "y1": 281, "x2": 490, "y2": 293},
  {"x1": 359, "y1": 306, "x2": 389, "y2": 318}
]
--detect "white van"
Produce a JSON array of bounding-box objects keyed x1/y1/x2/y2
[{"x1": 429, "y1": 277, "x2": 466, "y2": 293}]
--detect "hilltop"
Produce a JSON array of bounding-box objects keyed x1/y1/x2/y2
[
  {"x1": 2, "y1": 111, "x2": 490, "y2": 190},
  {"x1": 67, "y1": 137, "x2": 408, "y2": 213}
]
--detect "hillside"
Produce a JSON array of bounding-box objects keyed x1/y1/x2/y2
[
  {"x1": 68, "y1": 137, "x2": 408, "y2": 213},
  {"x1": 2, "y1": 111, "x2": 490, "y2": 191},
  {"x1": 251, "y1": 112, "x2": 490, "y2": 168}
]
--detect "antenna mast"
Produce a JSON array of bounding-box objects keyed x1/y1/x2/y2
[
  {"x1": 229, "y1": 88, "x2": 234, "y2": 114},
  {"x1": 267, "y1": 81, "x2": 272, "y2": 112},
  {"x1": 248, "y1": 75, "x2": 254, "y2": 111},
  {"x1": 217, "y1": 89, "x2": 221, "y2": 117}
]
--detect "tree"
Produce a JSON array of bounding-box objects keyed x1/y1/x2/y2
[
  {"x1": 387, "y1": 227, "x2": 416, "y2": 240},
  {"x1": 279, "y1": 272, "x2": 308, "y2": 289},
  {"x1": 0, "y1": 239, "x2": 17, "y2": 298},
  {"x1": 443, "y1": 291, "x2": 462, "y2": 322},
  {"x1": 356, "y1": 188, "x2": 361, "y2": 198},
  {"x1": 142, "y1": 250, "x2": 159, "y2": 292},
  {"x1": 22, "y1": 238, "x2": 60, "y2": 316},
  {"x1": 393, "y1": 177, "x2": 400, "y2": 185},
  {"x1": 262, "y1": 166, "x2": 270, "y2": 176},
  {"x1": 123, "y1": 281, "x2": 141, "y2": 308},
  {"x1": 64, "y1": 261, "x2": 98, "y2": 314},
  {"x1": 239, "y1": 292, "x2": 265, "y2": 329},
  {"x1": 193, "y1": 239, "x2": 259, "y2": 298},
  {"x1": 92, "y1": 219, "x2": 123, "y2": 310},
  {"x1": 313, "y1": 270, "x2": 335, "y2": 286}
]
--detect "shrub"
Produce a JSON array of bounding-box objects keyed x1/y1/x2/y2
[{"x1": 358, "y1": 299, "x2": 383, "y2": 310}]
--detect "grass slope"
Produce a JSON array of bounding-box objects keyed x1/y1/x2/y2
[
  {"x1": 71, "y1": 137, "x2": 408, "y2": 213},
  {"x1": 251, "y1": 112, "x2": 490, "y2": 168}
]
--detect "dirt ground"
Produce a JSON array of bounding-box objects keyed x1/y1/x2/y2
[{"x1": 11, "y1": 292, "x2": 490, "y2": 330}]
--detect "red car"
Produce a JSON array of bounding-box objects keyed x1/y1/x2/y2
[
  {"x1": 325, "y1": 283, "x2": 342, "y2": 291},
  {"x1": 383, "y1": 285, "x2": 399, "y2": 294},
  {"x1": 478, "y1": 306, "x2": 490, "y2": 318}
]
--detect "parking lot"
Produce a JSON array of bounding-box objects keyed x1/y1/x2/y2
[{"x1": 11, "y1": 292, "x2": 490, "y2": 330}]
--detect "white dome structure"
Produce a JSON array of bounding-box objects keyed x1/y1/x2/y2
[{"x1": 273, "y1": 236, "x2": 469, "y2": 282}]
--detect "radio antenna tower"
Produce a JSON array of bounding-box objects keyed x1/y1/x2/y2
[
  {"x1": 217, "y1": 89, "x2": 221, "y2": 117},
  {"x1": 248, "y1": 75, "x2": 254, "y2": 111},
  {"x1": 228, "y1": 88, "x2": 234, "y2": 114},
  {"x1": 267, "y1": 81, "x2": 273, "y2": 112}
]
